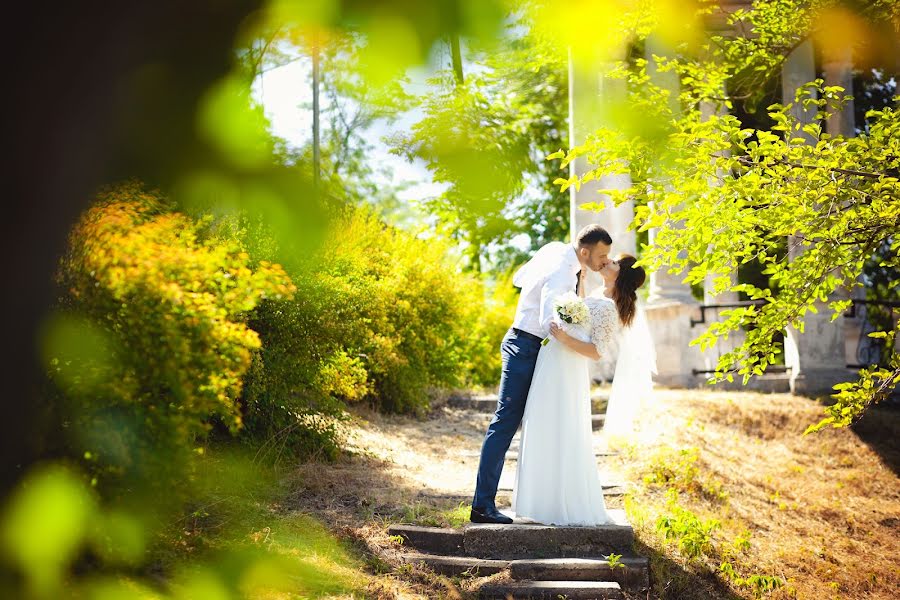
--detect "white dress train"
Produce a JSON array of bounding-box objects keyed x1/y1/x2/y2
[
  {"x1": 511, "y1": 295, "x2": 619, "y2": 526},
  {"x1": 603, "y1": 303, "x2": 657, "y2": 445}
]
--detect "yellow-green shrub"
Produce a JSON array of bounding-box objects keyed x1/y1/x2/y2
[
  {"x1": 55, "y1": 181, "x2": 295, "y2": 483},
  {"x1": 463, "y1": 273, "x2": 518, "y2": 387},
  {"x1": 54, "y1": 184, "x2": 512, "y2": 468},
  {"x1": 242, "y1": 207, "x2": 513, "y2": 444}
]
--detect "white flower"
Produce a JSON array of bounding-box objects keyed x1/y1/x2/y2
[{"x1": 554, "y1": 292, "x2": 589, "y2": 325}]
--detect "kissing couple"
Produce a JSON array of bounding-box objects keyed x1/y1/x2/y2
[{"x1": 470, "y1": 224, "x2": 654, "y2": 526}]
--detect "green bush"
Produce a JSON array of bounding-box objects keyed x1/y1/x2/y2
[
  {"x1": 52, "y1": 181, "x2": 295, "y2": 485},
  {"x1": 241, "y1": 207, "x2": 513, "y2": 453},
  {"x1": 52, "y1": 183, "x2": 512, "y2": 470},
  {"x1": 465, "y1": 274, "x2": 519, "y2": 388}
]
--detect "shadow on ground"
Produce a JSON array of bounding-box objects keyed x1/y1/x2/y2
[
  {"x1": 851, "y1": 404, "x2": 900, "y2": 477},
  {"x1": 633, "y1": 539, "x2": 743, "y2": 600}
]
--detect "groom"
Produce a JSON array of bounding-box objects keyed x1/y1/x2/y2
[{"x1": 470, "y1": 224, "x2": 613, "y2": 524}]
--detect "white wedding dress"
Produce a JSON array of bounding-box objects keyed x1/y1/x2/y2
[{"x1": 511, "y1": 294, "x2": 620, "y2": 526}]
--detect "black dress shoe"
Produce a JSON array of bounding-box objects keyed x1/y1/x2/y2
[{"x1": 470, "y1": 506, "x2": 513, "y2": 524}]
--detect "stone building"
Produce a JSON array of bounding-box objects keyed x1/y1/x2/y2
[{"x1": 568, "y1": 1, "x2": 895, "y2": 395}]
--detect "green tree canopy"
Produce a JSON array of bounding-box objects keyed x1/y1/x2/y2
[
  {"x1": 392, "y1": 9, "x2": 570, "y2": 271},
  {"x1": 554, "y1": 0, "x2": 900, "y2": 430}
]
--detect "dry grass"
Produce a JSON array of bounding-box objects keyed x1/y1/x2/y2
[
  {"x1": 279, "y1": 405, "x2": 498, "y2": 599},
  {"x1": 619, "y1": 389, "x2": 900, "y2": 600},
  {"x1": 272, "y1": 390, "x2": 899, "y2": 599}
]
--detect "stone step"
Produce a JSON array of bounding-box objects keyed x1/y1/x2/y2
[
  {"x1": 464, "y1": 510, "x2": 633, "y2": 559},
  {"x1": 400, "y1": 552, "x2": 508, "y2": 577},
  {"x1": 392, "y1": 510, "x2": 633, "y2": 559},
  {"x1": 448, "y1": 394, "x2": 609, "y2": 414},
  {"x1": 507, "y1": 439, "x2": 613, "y2": 453},
  {"x1": 496, "y1": 472, "x2": 626, "y2": 494},
  {"x1": 460, "y1": 414, "x2": 608, "y2": 433},
  {"x1": 387, "y1": 524, "x2": 463, "y2": 555},
  {"x1": 479, "y1": 580, "x2": 623, "y2": 599},
  {"x1": 446, "y1": 395, "x2": 498, "y2": 410},
  {"x1": 458, "y1": 448, "x2": 619, "y2": 461},
  {"x1": 509, "y1": 557, "x2": 649, "y2": 589},
  {"x1": 398, "y1": 553, "x2": 649, "y2": 591},
  {"x1": 496, "y1": 482, "x2": 627, "y2": 495}
]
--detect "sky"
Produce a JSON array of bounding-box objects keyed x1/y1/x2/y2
[
  {"x1": 250, "y1": 42, "x2": 535, "y2": 259},
  {"x1": 252, "y1": 53, "x2": 446, "y2": 204}
]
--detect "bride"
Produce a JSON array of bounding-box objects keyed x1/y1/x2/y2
[{"x1": 511, "y1": 254, "x2": 649, "y2": 526}]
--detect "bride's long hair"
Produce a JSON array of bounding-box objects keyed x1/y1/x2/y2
[{"x1": 612, "y1": 254, "x2": 646, "y2": 327}]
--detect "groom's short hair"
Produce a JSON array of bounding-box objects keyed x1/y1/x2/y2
[{"x1": 576, "y1": 224, "x2": 613, "y2": 248}]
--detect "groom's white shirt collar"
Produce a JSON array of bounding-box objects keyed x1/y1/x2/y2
[{"x1": 511, "y1": 242, "x2": 581, "y2": 338}]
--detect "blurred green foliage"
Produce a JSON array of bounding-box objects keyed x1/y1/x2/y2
[
  {"x1": 5, "y1": 1, "x2": 541, "y2": 597},
  {"x1": 393, "y1": 7, "x2": 571, "y2": 271},
  {"x1": 0, "y1": 451, "x2": 369, "y2": 600},
  {"x1": 19, "y1": 180, "x2": 511, "y2": 598}
]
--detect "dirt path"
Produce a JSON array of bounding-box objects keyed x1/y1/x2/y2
[{"x1": 336, "y1": 398, "x2": 623, "y2": 508}]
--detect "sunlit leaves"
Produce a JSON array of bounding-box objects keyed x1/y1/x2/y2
[
  {"x1": 548, "y1": 0, "x2": 900, "y2": 427},
  {"x1": 393, "y1": 24, "x2": 568, "y2": 267}
]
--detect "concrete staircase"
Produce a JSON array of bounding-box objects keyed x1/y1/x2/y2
[
  {"x1": 389, "y1": 510, "x2": 649, "y2": 599},
  {"x1": 393, "y1": 390, "x2": 646, "y2": 598},
  {"x1": 447, "y1": 392, "x2": 609, "y2": 415},
  {"x1": 452, "y1": 391, "x2": 627, "y2": 497}
]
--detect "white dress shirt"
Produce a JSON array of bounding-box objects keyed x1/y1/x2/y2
[{"x1": 511, "y1": 242, "x2": 581, "y2": 338}]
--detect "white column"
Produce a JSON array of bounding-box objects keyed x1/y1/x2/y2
[
  {"x1": 646, "y1": 232, "x2": 696, "y2": 305},
  {"x1": 644, "y1": 35, "x2": 696, "y2": 306},
  {"x1": 697, "y1": 94, "x2": 744, "y2": 372},
  {"x1": 641, "y1": 36, "x2": 703, "y2": 387},
  {"x1": 780, "y1": 40, "x2": 817, "y2": 145},
  {"x1": 822, "y1": 46, "x2": 863, "y2": 369},
  {"x1": 823, "y1": 46, "x2": 856, "y2": 137},
  {"x1": 781, "y1": 41, "x2": 854, "y2": 395},
  {"x1": 699, "y1": 97, "x2": 739, "y2": 305},
  {"x1": 568, "y1": 46, "x2": 635, "y2": 259},
  {"x1": 703, "y1": 271, "x2": 739, "y2": 305}
]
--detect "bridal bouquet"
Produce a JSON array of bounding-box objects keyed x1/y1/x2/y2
[{"x1": 542, "y1": 292, "x2": 590, "y2": 345}]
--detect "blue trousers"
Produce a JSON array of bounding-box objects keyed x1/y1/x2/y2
[{"x1": 472, "y1": 328, "x2": 541, "y2": 510}]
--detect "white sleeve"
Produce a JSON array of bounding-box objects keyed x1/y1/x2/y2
[{"x1": 539, "y1": 266, "x2": 576, "y2": 333}]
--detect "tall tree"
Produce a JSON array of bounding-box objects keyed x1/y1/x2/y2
[{"x1": 393, "y1": 12, "x2": 570, "y2": 271}]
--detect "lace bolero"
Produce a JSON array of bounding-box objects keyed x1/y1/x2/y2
[{"x1": 586, "y1": 296, "x2": 620, "y2": 357}]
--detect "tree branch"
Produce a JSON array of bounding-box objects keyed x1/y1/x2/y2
[{"x1": 736, "y1": 155, "x2": 893, "y2": 180}]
